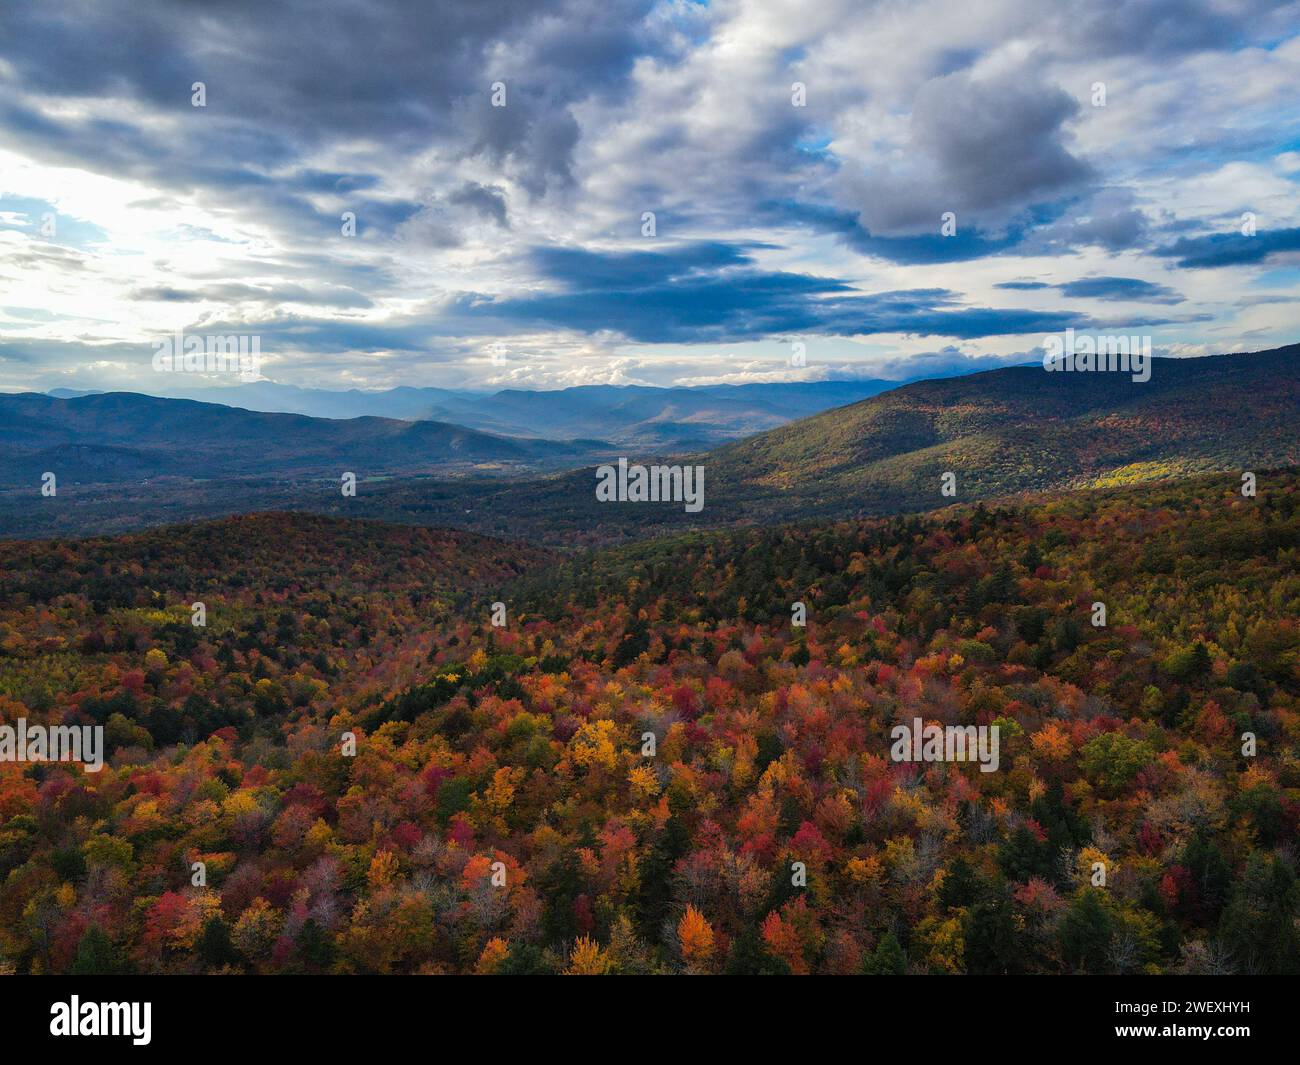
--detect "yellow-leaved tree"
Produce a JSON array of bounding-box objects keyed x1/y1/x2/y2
[
  {"x1": 565, "y1": 935, "x2": 610, "y2": 975},
  {"x1": 677, "y1": 905, "x2": 715, "y2": 970}
]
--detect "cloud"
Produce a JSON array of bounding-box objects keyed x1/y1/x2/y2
[
  {"x1": 994, "y1": 275, "x2": 1185, "y2": 303},
  {"x1": 1027, "y1": 187, "x2": 1150, "y2": 253},
  {"x1": 0, "y1": 0, "x2": 1297, "y2": 390},
  {"x1": 844, "y1": 68, "x2": 1093, "y2": 236},
  {"x1": 128, "y1": 283, "x2": 374, "y2": 309},
  {"x1": 1057, "y1": 276, "x2": 1184, "y2": 303},
  {"x1": 1156, "y1": 227, "x2": 1300, "y2": 268},
  {"x1": 774, "y1": 202, "x2": 1028, "y2": 264},
  {"x1": 4, "y1": 1, "x2": 649, "y2": 145},
  {"x1": 865, "y1": 344, "x2": 1036, "y2": 380},
  {"x1": 397, "y1": 182, "x2": 513, "y2": 249},
  {"x1": 459, "y1": 242, "x2": 1094, "y2": 343}
]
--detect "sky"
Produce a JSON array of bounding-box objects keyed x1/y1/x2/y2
[{"x1": 1, "y1": 0, "x2": 1299, "y2": 394}]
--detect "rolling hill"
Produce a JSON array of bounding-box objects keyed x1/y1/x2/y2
[
  {"x1": 100, "y1": 378, "x2": 902, "y2": 448},
  {"x1": 703, "y1": 343, "x2": 1300, "y2": 521},
  {"x1": 320, "y1": 344, "x2": 1300, "y2": 545},
  {"x1": 2, "y1": 345, "x2": 1296, "y2": 542},
  {"x1": 0, "y1": 391, "x2": 611, "y2": 487}
]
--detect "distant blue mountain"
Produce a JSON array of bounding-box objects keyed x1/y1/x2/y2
[
  {"x1": 79, "y1": 378, "x2": 909, "y2": 448},
  {"x1": 1, "y1": 391, "x2": 606, "y2": 486}
]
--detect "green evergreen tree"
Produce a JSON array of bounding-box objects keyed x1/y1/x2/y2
[
  {"x1": 71, "y1": 925, "x2": 131, "y2": 975},
  {"x1": 861, "y1": 931, "x2": 906, "y2": 975}
]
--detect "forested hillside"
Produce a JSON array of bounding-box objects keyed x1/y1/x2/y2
[
  {"x1": 5, "y1": 347, "x2": 1295, "y2": 544},
  {"x1": 1, "y1": 471, "x2": 1296, "y2": 974},
  {"x1": 701, "y1": 345, "x2": 1300, "y2": 522},
  {"x1": 0, "y1": 391, "x2": 606, "y2": 488}
]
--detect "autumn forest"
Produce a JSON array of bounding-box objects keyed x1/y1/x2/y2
[{"x1": 1, "y1": 468, "x2": 1296, "y2": 976}]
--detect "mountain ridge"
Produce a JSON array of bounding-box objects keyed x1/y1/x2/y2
[
  {"x1": 31, "y1": 377, "x2": 908, "y2": 448},
  {"x1": 2, "y1": 344, "x2": 1295, "y2": 542},
  {"x1": 0, "y1": 390, "x2": 612, "y2": 485}
]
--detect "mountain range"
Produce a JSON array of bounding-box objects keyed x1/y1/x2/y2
[
  {"x1": 0, "y1": 391, "x2": 607, "y2": 486},
  {"x1": 48, "y1": 378, "x2": 903, "y2": 449},
  {"x1": 707, "y1": 342, "x2": 1300, "y2": 521},
  {"x1": 3, "y1": 344, "x2": 1296, "y2": 542},
  {"x1": 309, "y1": 344, "x2": 1300, "y2": 546}
]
